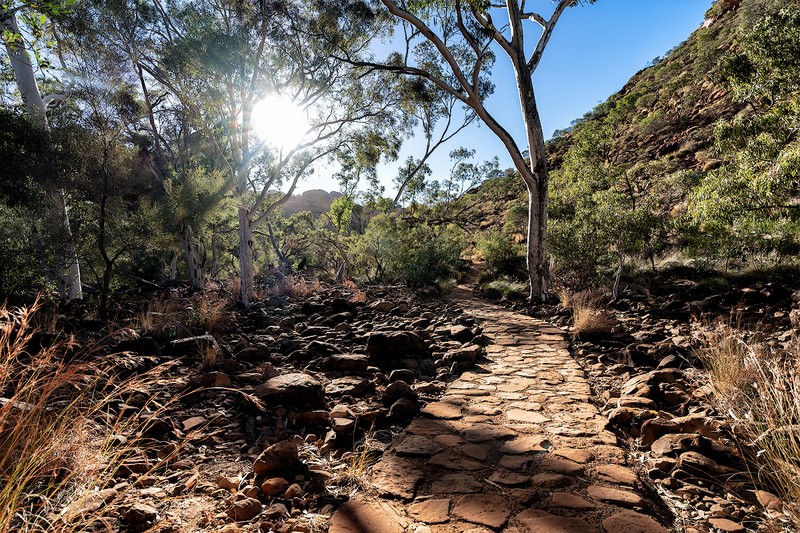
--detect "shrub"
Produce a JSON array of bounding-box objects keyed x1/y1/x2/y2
[
  {"x1": 352, "y1": 214, "x2": 464, "y2": 288},
  {"x1": 476, "y1": 231, "x2": 525, "y2": 279},
  {"x1": 569, "y1": 291, "x2": 617, "y2": 340},
  {"x1": 481, "y1": 277, "x2": 528, "y2": 300}
]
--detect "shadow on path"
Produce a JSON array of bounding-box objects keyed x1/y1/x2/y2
[{"x1": 331, "y1": 282, "x2": 672, "y2": 532}]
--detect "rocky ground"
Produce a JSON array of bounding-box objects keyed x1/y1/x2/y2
[
  {"x1": 14, "y1": 268, "x2": 798, "y2": 532},
  {"x1": 33, "y1": 283, "x2": 492, "y2": 532},
  {"x1": 520, "y1": 269, "x2": 800, "y2": 533}
]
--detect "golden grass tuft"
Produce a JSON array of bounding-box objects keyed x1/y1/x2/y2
[
  {"x1": 696, "y1": 323, "x2": 800, "y2": 525},
  {"x1": 0, "y1": 299, "x2": 179, "y2": 532},
  {"x1": 570, "y1": 291, "x2": 616, "y2": 339}
]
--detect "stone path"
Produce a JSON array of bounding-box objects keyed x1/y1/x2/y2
[{"x1": 331, "y1": 287, "x2": 672, "y2": 532}]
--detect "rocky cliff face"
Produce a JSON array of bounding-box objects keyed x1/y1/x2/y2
[{"x1": 280, "y1": 189, "x2": 342, "y2": 217}]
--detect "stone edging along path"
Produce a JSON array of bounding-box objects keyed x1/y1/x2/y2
[{"x1": 331, "y1": 287, "x2": 673, "y2": 532}]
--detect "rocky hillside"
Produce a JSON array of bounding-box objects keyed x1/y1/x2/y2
[
  {"x1": 548, "y1": 0, "x2": 779, "y2": 173},
  {"x1": 465, "y1": 0, "x2": 787, "y2": 234}
]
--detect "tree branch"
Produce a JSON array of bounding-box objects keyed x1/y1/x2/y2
[{"x1": 527, "y1": 0, "x2": 571, "y2": 72}]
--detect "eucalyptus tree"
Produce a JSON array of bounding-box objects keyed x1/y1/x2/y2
[
  {"x1": 388, "y1": 75, "x2": 477, "y2": 209},
  {"x1": 61, "y1": 0, "x2": 230, "y2": 291},
  {"x1": 352, "y1": 0, "x2": 595, "y2": 301},
  {"x1": 141, "y1": 0, "x2": 402, "y2": 304},
  {"x1": 1, "y1": 0, "x2": 82, "y2": 300},
  {"x1": 691, "y1": 5, "x2": 800, "y2": 263}
]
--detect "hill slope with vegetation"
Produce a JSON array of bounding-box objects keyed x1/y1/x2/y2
[{"x1": 463, "y1": 0, "x2": 798, "y2": 289}]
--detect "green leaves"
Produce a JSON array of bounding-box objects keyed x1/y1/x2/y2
[{"x1": 689, "y1": 4, "x2": 800, "y2": 263}]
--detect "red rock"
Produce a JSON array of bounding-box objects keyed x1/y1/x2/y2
[
  {"x1": 421, "y1": 401, "x2": 462, "y2": 420},
  {"x1": 553, "y1": 448, "x2": 593, "y2": 464},
  {"x1": 181, "y1": 416, "x2": 206, "y2": 431},
  {"x1": 254, "y1": 372, "x2": 324, "y2": 407},
  {"x1": 462, "y1": 444, "x2": 491, "y2": 461},
  {"x1": 594, "y1": 464, "x2": 639, "y2": 485},
  {"x1": 329, "y1": 499, "x2": 405, "y2": 533},
  {"x1": 507, "y1": 409, "x2": 550, "y2": 424},
  {"x1": 538, "y1": 456, "x2": 584, "y2": 474},
  {"x1": 452, "y1": 494, "x2": 511, "y2": 529},
  {"x1": 550, "y1": 492, "x2": 596, "y2": 509},
  {"x1": 427, "y1": 452, "x2": 483, "y2": 471},
  {"x1": 430, "y1": 473, "x2": 482, "y2": 494},
  {"x1": 407, "y1": 498, "x2": 450, "y2": 524},
  {"x1": 371, "y1": 456, "x2": 424, "y2": 500},
  {"x1": 253, "y1": 441, "x2": 298, "y2": 475},
  {"x1": 123, "y1": 503, "x2": 158, "y2": 524},
  {"x1": 488, "y1": 469, "x2": 529, "y2": 486},
  {"x1": 531, "y1": 473, "x2": 571, "y2": 488},
  {"x1": 587, "y1": 485, "x2": 644, "y2": 507},
  {"x1": 602, "y1": 510, "x2": 668, "y2": 532},
  {"x1": 514, "y1": 510, "x2": 594, "y2": 532},
  {"x1": 261, "y1": 477, "x2": 289, "y2": 496},
  {"x1": 395, "y1": 435, "x2": 444, "y2": 457},
  {"x1": 227, "y1": 497, "x2": 262, "y2": 521},
  {"x1": 708, "y1": 518, "x2": 746, "y2": 533}
]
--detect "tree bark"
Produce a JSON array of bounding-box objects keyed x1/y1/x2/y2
[
  {"x1": 238, "y1": 207, "x2": 255, "y2": 306},
  {"x1": 181, "y1": 225, "x2": 205, "y2": 291},
  {"x1": 169, "y1": 250, "x2": 178, "y2": 280},
  {"x1": 2, "y1": 6, "x2": 82, "y2": 301}
]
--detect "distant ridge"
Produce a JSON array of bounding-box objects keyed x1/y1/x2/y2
[{"x1": 279, "y1": 189, "x2": 343, "y2": 216}]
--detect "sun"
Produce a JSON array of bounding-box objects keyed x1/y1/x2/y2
[{"x1": 250, "y1": 95, "x2": 310, "y2": 151}]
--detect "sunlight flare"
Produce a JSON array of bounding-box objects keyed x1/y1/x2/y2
[{"x1": 250, "y1": 95, "x2": 310, "y2": 151}]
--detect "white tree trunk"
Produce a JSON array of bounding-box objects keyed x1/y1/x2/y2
[
  {"x1": 54, "y1": 189, "x2": 82, "y2": 300},
  {"x1": 181, "y1": 225, "x2": 205, "y2": 291},
  {"x1": 238, "y1": 207, "x2": 255, "y2": 306},
  {"x1": 2, "y1": 7, "x2": 82, "y2": 300},
  {"x1": 169, "y1": 250, "x2": 178, "y2": 280}
]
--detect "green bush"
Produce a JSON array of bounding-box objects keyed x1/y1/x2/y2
[
  {"x1": 352, "y1": 214, "x2": 464, "y2": 287},
  {"x1": 481, "y1": 277, "x2": 528, "y2": 300},
  {"x1": 476, "y1": 230, "x2": 525, "y2": 279}
]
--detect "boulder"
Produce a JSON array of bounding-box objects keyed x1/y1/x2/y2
[
  {"x1": 254, "y1": 441, "x2": 298, "y2": 475},
  {"x1": 321, "y1": 354, "x2": 369, "y2": 372},
  {"x1": 326, "y1": 376, "x2": 373, "y2": 396},
  {"x1": 170, "y1": 334, "x2": 220, "y2": 358},
  {"x1": 382, "y1": 380, "x2": 418, "y2": 405},
  {"x1": 366, "y1": 331, "x2": 428, "y2": 363},
  {"x1": 254, "y1": 373, "x2": 324, "y2": 408},
  {"x1": 227, "y1": 497, "x2": 262, "y2": 521},
  {"x1": 369, "y1": 300, "x2": 396, "y2": 313},
  {"x1": 442, "y1": 345, "x2": 482, "y2": 365}
]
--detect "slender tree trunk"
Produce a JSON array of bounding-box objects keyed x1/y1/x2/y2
[
  {"x1": 238, "y1": 207, "x2": 254, "y2": 306},
  {"x1": 53, "y1": 189, "x2": 83, "y2": 300},
  {"x1": 612, "y1": 251, "x2": 625, "y2": 301},
  {"x1": 2, "y1": 7, "x2": 82, "y2": 300},
  {"x1": 511, "y1": 62, "x2": 549, "y2": 302},
  {"x1": 169, "y1": 250, "x2": 178, "y2": 280},
  {"x1": 181, "y1": 225, "x2": 205, "y2": 290}
]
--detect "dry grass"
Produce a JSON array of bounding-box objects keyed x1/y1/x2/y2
[
  {"x1": 132, "y1": 293, "x2": 234, "y2": 339},
  {"x1": 341, "y1": 280, "x2": 367, "y2": 303},
  {"x1": 696, "y1": 323, "x2": 800, "y2": 525},
  {"x1": 329, "y1": 441, "x2": 380, "y2": 492},
  {"x1": 0, "y1": 299, "x2": 178, "y2": 532},
  {"x1": 267, "y1": 276, "x2": 325, "y2": 299},
  {"x1": 194, "y1": 294, "x2": 234, "y2": 335},
  {"x1": 570, "y1": 291, "x2": 616, "y2": 339},
  {"x1": 133, "y1": 298, "x2": 184, "y2": 338},
  {"x1": 556, "y1": 288, "x2": 572, "y2": 309}
]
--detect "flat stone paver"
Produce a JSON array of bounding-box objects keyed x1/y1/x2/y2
[{"x1": 331, "y1": 283, "x2": 672, "y2": 531}]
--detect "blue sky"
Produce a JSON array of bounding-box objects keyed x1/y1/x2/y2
[{"x1": 300, "y1": 0, "x2": 715, "y2": 193}]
